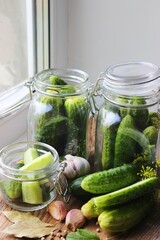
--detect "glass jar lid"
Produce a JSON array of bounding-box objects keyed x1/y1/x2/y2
[
  {"x1": 101, "y1": 62, "x2": 160, "y2": 100},
  {"x1": 105, "y1": 62, "x2": 160, "y2": 85}
]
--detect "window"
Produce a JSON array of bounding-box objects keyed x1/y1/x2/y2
[
  {"x1": 0, "y1": 0, "x2": 31, "y2": 93},
  {"x1": 0, "y1": 0, "x2": 51, "y2": 92},
  {"x1": 0, "y1": 0, "x2": 50, "y2": 93},
  {"x1": 0, "y1": 0, "x2": 50, "y2": 148}
]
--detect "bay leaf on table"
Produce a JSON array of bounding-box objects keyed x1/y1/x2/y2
[
  {"x1": 2, "y1": 211, "x2": 53, "y2": 226},
  {"x1": 2, "y1": 211, "x2": 57, "y2": 238}
]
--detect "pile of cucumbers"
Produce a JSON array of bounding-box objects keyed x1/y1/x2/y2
[{"x1": 70, "y1": 164, "x2": 158, "y2": 233}]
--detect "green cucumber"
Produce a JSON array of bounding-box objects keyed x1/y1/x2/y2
[
  {"x1": 101, "y1": 120, "x2": 119, "y2": 170},
  {"x1": 23, "y1": 148, "x2": 39, "y2": 165},
  {"x1": 22, "y1": 181, "x2": 43, "y2": 204},
  {"x1": 49, "y1": 75, "x2": 67, "y2": 85},
  {"x1": 94, "y1": 177, "x2": 158, "y2": 208},
  {"x1": 81, "y1": 164, "x2": 139, "y2": 194},
  {"x1": 3, "y1": 160, "x2": 23, "y2": 199},
  {"x1": 147, "y1": 112, "x2": 160, "y2": 129},
  {"x1": 129, "y1": 97, "x2": 149, "y2": 130},
  {"x1": 20, "y1": 152, "x2": 54, "y2": 171},
  {"x1": 81, "y1": 177, "x2": 157, "y2": 219},
  {"x1": 114, "y1": 114, "x2": 137, "y2": 167},
  {"x1": 98, "y1": 194, "x2": 154, "y2": 233},
  {"x1": 143, "y1": 126, "x2": 158, "y2": 145},
  {"x1": 36, "y1": 115, "x2": 68, "y2": 157},
  {"x1": 64, "y1": 96, "x2": 89, "y2": 157},
  {"x1": 21, "y1": 150, "x2": 53, "y2": 205},
  {"x1": 117, "y1": 97, "x2": 129, "y2": 118},
  {"x1": 70, "y1": 175, "x2": 98, "y2": 201},
  {"x1": 95, "y1": 103, "x2": 120, "y2": 170},
  {"x1": 3, "y1": 180, "x2": 22, "y2": 199},
  {"x1": 81, "y1": 198, "x2": 106, "y2": 219}
]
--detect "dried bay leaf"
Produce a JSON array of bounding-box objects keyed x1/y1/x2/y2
[
  {"x1": 2, "y1": 211, "x2": 57, "y2": 238},
  {"x1": 2, "y1": 211, "x2": 52, "y2": 226},
  {"x1": 2, "y1": 222, "x2": 54, "y2": 238}
]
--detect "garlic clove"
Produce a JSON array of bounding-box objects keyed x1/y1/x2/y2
[
  {"x1": 48, "y1": 200, "x2": 67, "y2": 221},
  {"x1": 63, "y1": 160, "x2": 77, "y2": 179},
  {"x1": 65, "y1": 209, "x2": 86, "y2": 231}
]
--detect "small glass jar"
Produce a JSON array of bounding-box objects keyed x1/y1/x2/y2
[
  {"x1": 93, "y1": 62, "x2": 160, "y2": 176},
  {"x1": 0, "y1": 141, "x2": 70, "y2": 211},
  {"x1": 27, "y1": 68, "x2": 91, "y2": 158}
]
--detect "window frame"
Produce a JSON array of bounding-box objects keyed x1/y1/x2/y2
[
  {"x1": 36, "y1": 0, "x2": 50, "y2": 71},
  {"x1": 0, "y1": 0, "x2": 51, "y2": 149}
]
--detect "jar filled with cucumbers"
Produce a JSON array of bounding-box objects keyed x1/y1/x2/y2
[
  {"x1": 93, "y1": 62, "x2": 160, "y2": 173},
  {"x1": 79, "y1": 62, "x2": 160, "y2": 234},
  {"x1": 27, "y1": 68, "x2": 91, "y2": 159},
  {"x1": 0, "y1": 141, "x2": 70, "y2": 211}
]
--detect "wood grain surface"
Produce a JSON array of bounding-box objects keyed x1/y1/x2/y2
[{"x1": 1, "y1": 192, "x2": 160, "y2": 240}]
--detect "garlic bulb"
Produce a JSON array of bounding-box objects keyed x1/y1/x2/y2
[
  {"x1": 63, "y1": 159, "x2": 77, "y2": 179},
  {"x1": 63, "y1": 155, "x2": 90, "y2": 179},
  {"x1": 72, "y1": 156, "x2": 90, "y2": 176}
]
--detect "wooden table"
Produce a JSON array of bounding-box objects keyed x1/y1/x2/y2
[{"x1": 1, "y1": 192, "x2": 160, "y2": 240}]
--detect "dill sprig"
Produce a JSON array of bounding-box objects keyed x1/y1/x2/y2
[{"x1": 138, "y1": 165, "x2": 156, "y2": 180}]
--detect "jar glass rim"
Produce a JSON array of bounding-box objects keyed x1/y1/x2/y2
[
  {"x1": 31, "y1": 68, "x2": 90, "y2": 96},
  {"x1": 0, "y1": 141, "x2": 59, "y2": 178}
]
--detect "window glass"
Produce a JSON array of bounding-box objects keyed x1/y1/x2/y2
[
  {"x1": 0, "y1": 0, "x2": 32, "y2": 94},
  {"x1": 0, "y1": 0, "x2": 51, "y2": 119}
]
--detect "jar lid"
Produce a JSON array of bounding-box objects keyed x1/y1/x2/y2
[{"x1": 105, "y1": 62, "x2": 160, "y2": 85}]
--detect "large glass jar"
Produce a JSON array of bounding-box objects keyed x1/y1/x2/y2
[
  {"x1": 27, "y1": 68, "x2": 91, "y2": 159},
  {"x1": 93, "y1": 62, "x2": 160, "y2": 177}
]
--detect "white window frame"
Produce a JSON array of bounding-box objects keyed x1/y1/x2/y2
[
  {"x1": 0, "y1": 0, "x2": 51, "y2": 149},
  {"x1": 36, "y1": 0, "x2": 50, "y2": 71}
]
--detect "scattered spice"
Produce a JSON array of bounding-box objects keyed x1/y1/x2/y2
[{"x1": 96, "y1": 228, "x2": 101, "y2": 232}]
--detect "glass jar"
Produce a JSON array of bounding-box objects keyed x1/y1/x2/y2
[
  {"x1": 27, "y1": 68, "x2": 91, "y2": 159},
  {"x1": 0, "y1": 141, "x2": 70, "y2": 211},
  {"x1": 93, "y1": 62, "x2": 160, "y2": 176}
]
